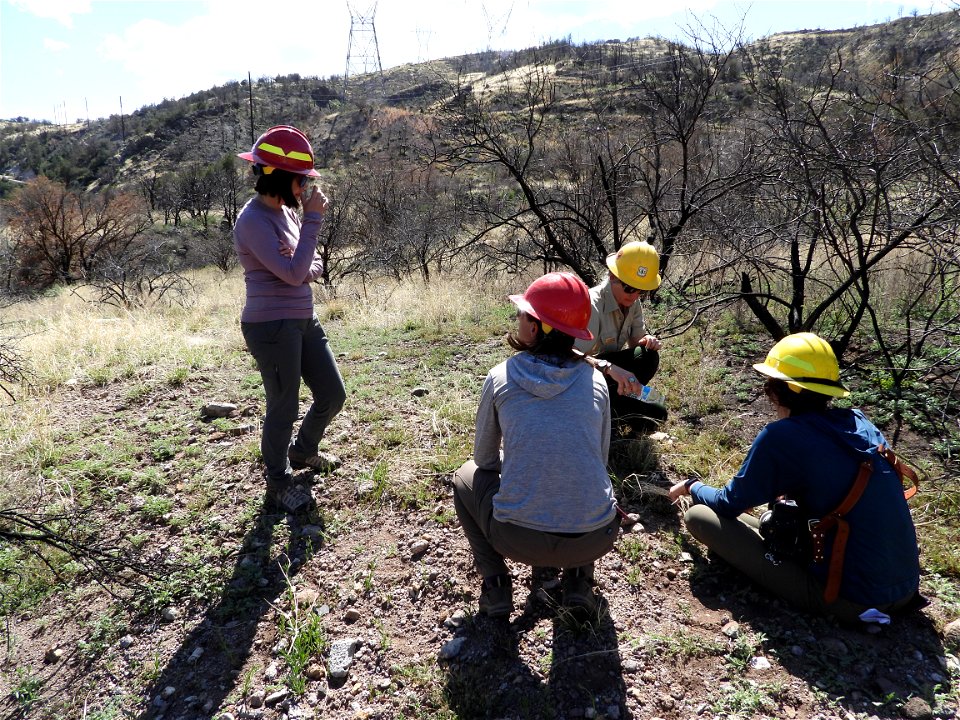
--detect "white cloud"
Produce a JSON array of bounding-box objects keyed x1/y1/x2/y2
[
  {"x1": 43, "y1": 37, "x2": 69, "y2": 52},
  {"x1": 9, "y1": 0, "x2": 91, "y2": 28}
]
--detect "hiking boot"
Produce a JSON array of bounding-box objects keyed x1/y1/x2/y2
[
  {"x1": 532, "y1": 566, "x2": 561, "y2": 591},
  {"x1": 561, "y1": 568, "x2": 600, "y2": 616},
  {"x1": 288, "y1": 447, "x2": 342, "y2": 473},
  {"x1": 478, "y1": 574, "x2": 513, "y2": 619},
  {"x1": 266, "y1": 480, "x2": 314, "y2": 514}
]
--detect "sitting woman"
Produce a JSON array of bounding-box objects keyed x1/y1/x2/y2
[
  {"x1": 669, "y1": 333, "x2": 920, "y2": 624},
  {"x1": 453, "y1": 272, "x2": 621, "y2": 620}
]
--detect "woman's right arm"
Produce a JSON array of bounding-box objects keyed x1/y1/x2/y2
[{"x1": 236, "y1": 211, "x2": 322, "y2": 286}]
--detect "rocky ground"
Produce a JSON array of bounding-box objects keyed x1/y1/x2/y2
[{"x1": 1, "y1": 328, "x2": 958, "y2": 720}]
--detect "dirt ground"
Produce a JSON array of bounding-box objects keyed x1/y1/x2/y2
[{"x1": 0, "y1": 330, "x2": 957, "y2": 720}]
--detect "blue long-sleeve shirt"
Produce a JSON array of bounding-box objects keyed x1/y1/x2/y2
[{"x1": 690, "y1": 408, "x2": 919, "y2": 607}]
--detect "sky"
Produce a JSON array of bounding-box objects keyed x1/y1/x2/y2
[{"x1": 0, "y1": 0, "x2": 955, "y2": 123}]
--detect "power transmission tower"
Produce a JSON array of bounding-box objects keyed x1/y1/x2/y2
[{"x1": 344, "y1": 2, "x2": 385, "y2": 97}]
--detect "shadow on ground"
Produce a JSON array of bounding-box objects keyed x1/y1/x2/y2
[
  {"x1": 443, "y1": 578, "x2": 629, "y2": 720},
  {"x1": 137, "y1": 493, "x2": 321, "y2": 718},
  {"x1": 687, "y1": 549, "x2": 951, "y2": 719}
]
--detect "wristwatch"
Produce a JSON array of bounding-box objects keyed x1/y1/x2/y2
[{"x1": 594, "y1": 359, "x2": 612, "y2": 376}]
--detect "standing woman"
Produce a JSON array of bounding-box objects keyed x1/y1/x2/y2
[
  {"x1": 454, "y1": 272, "x2": 620, "y2": 620},
  {"x1": 234, "y1": 125, "x2": 346, "y2": 513}
]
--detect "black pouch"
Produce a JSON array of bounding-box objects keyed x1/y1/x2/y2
[{"x1": 758, "y1": 499, "x2": 814, "y2": 565}]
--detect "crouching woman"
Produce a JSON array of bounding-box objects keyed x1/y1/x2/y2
[
  {"x1": 669, "y1": 333, "x2": 920, "y2": 625},
  {"x1": 454, "y1": 272, "x2": 620, "y2": 620}
]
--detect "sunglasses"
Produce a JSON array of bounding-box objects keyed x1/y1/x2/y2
[
  {"x1": 297, "y1": 175, "x2": 310, "y2": 189},
  {"x1": 617, "y1": 278, "x2": 644, "y2": 295}
]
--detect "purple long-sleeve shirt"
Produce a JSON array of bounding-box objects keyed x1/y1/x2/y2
[{"x1": 233, "y1": 196, "x2": 325, "y2": 322}]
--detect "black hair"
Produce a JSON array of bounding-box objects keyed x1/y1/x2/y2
[
  {"x1": 253, "y1": 166, "x2": 299, "y2": 208},
  {"x1": 763, "y1": 378, "x2": 831, "y2": 415},
  {"x1": 507, "y1": 312, "x2": 578, "y2": 358}
]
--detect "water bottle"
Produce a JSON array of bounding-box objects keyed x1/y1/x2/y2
[{"x1": 628, "y1": 384, "x2": 666, "y2": 405}]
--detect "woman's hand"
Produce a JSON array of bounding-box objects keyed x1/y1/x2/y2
[
  {"x1": 302, "y1": 185, "x2": 329, "y2": 216},
  {"x1": 608, "y1": 364, "x2": 644, "y2": 396},
  {"x1": 278, "y1": 242, "x2": 294, "y2": 258},
  {"x1": 607, "y1": 365, "x2": 643, "y2": 395},
  {"x1": 638, "y1": 334, "x2": 662, "y2": 352},
  {"x1": 669, "y1": 480, "x2": 690, "y2": 503}
]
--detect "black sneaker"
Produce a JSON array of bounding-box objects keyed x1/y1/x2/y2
[
  {"x1": 266, "y1": 480, "x2": 314, "y2": 514},
  {"x1": 288, "y1": 447, "x2": 342, "y2": 473}
]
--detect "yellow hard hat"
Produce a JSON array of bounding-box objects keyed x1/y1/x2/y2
[
  {"x1": 606, "y1": 241, "x2": 661, "y2": 291},
  {"x1": 753, "y1": 332, "x2": 850, "y2": 398}
]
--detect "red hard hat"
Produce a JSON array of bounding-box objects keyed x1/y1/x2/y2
[
  {"x1": 238, "y1": 125, "x2": 321, "y2": 177},
  {"x1": 509, "y1": 272, "x2": 593, "y2": 340}
]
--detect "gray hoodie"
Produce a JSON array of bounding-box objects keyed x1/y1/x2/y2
[{"x1": 474, "y1": 352, "x2": 615, "y2": 533}]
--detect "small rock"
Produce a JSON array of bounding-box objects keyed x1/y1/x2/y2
[
  {"x1": 306, "y1": 662, "x2": 326, "y2": 680},
  {"x1": 900, "y1": 696, "x2": 934, "y2": 720},
  {"x1": 410, "y1": 387, "x2": 429, "y2": 397},
  {"x1": 119, "y1": 635, "x2": 135, "y2": 649},
  {"x1": 410, "y1": 539, "x2": 430, "y2": 556},
  {"x1": 226, "y1": 423, "x2": 254, "y2": 436},
  {"x1": 344, "y1": 608, "x2": 362, "y2": 623},
  {"x1": 943, "y1": 618, "x2": 960, "y2": 653},
  {"x1": 161, "y1": 607, "x2": 179, "y2": 623},
  {"x1": 722, "y1": 621, "x2": 740, "y2": 638},
  {"x1": 439, "y1": 637, "x2": 467, "y2": 660},
  {"x1": 44, "y1": 647, "x2": 63, "y2": 664},
  {"x1": 264, "y1": 662, "x2": 279, "y2": 681},
  {"x1": 444, "y1": 610, "x2": 467, "y2": 629},
  {"x1": 679, "y1": 552, "x2": 694, "y2": 563},
  {"x1": 585, "y1": 708, "x2": 597, "y2": 719},
  {"x1": 301, "y1": 525, "x2": 324, "y2": 541},
  {"x1": 649, "y1": 431, "x2": 670, "y2": 441},
  {"x1": 248, "y1": 692, "x2": 265, "y2": 709},
  {"x1": 296, "y1": 588, "x2": 320, "y2": 607},
  {"x1": 657, "y1": 693, "x2": 676, "y2": 710},
  {"x1": 749, "y1": 656, "x2": 772, "y2": 670},
  {"x1": 215, "y1": 714, "x2": 236, "y2": 720},
  {"x1": 665, "y1": 568, "x2": 677, "y2": 580},
  {"x1": 329, "y1": 638, "x2": 358, "y2": 679},
  {"x1": 820, "y1": 637, "x2": 848, "y2": 656},
  {"x1": 202, "y1": 402, "x2": 237, "y2": 418},
  {"x1": 376, "y1": 677, "x2": 391, "y2": 690},
  {"x1": 162, "y1": 686, "x2": 176, "y2": 698},
  {"x1": 264, "y1": 688, "x2": 289, "y2": 706},
  {"x1": 790, "y1": 645, "x2": 804, "y2": 657},
  {"x1": 606, "y1": 705, "x2": 620, "y2": 720},
  {"x1": 622, "y1": 659, "x2": 640, "y2": 673},
  {"x1": 187, "y1": 646, "x2": 204, "y2": 664}
]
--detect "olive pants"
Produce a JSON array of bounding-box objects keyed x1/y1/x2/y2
[
  {"x1": 684, "y1": 504, "x2": 916, "y2": 624},
  {"x1": 453, "y1": 460, "x2": 620, "y2": 580}
]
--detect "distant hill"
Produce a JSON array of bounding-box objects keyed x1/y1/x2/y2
[{"x1": 0, "y1": 9, "x2": 957, "y2": 196}]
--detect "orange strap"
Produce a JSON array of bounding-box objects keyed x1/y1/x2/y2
[
  {"x1": 877, "y1": 444, "x2": 919, "y2": 500},
  {"x1": 811, "y1": 460, "x2": 873, "y2": 605},
  {"x1": 812, "y1": 446, "x2": 918, "y2": 605}
]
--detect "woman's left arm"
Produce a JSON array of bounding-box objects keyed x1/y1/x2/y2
[{"x1": 473, "y1": 375, "x2": 502, "y2": 472}]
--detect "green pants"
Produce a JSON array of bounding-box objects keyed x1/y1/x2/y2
[
  {"x1": 684, "y1": 504, "x2": 916, "y2": 624},
  {"x1": 453, "y1": 460, "x2": 620, "y2": 580}
]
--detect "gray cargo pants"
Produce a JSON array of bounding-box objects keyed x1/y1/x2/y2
[{"x1": 241, "y1": 316, "x2": 346, "y2": 482}]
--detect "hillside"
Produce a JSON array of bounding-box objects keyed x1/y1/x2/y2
[{"x1": 1, "y1": 10, "x2": 958, "y2": 192}]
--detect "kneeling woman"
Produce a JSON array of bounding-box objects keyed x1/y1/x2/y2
[
  {"x1": 669, "y1": 333, "x2": 920, "y2": 624},
  {"x1": 454, "y1": 272, "x2": 620, "y2": 619}
]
